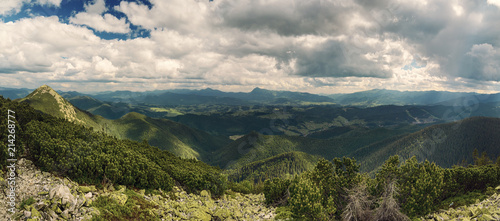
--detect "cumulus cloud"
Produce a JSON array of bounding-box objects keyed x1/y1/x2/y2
[
  {"x1": 115, "y1": 0, "x2": 209, "y2": 33},
  {"x1": 0, "y1": 0, "x2": 63, "y2": 15},
  {"x1": 216, "y1": 0, "x2": 356, "y2": 36},
  {"x1": 70, "y1": 13, "x2": 130, "y2": 33},
  {"x1": 1, "y1": 0, "x2": 500, "y2": 93},
  {"x1": 70, "y1": 0, "x2": 130, "y2": 34},
  {"x1": 35, "y1": 0, "x2": 62, "y2": 7},
  {"x1": 85, "y1": 0, "x2": 106, "y2": 14},
  {"x1": 0, "y1": 0, "x2": 29, "y2": 15}
]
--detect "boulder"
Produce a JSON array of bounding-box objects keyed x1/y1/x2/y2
[
  {"x1": 49, "y1": 185, "x2": 75, "y2": 204},
  {"x1": 109, "y1": 193, "x2": 128, "y2": 205}
]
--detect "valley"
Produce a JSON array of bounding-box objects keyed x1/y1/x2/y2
[{"x1": 2, "y1": 85, "x2": 500, "y2": 220}]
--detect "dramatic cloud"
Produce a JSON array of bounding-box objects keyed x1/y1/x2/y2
[{"x1": 0, "y1": 0, "x2": 500, "y2": 93}]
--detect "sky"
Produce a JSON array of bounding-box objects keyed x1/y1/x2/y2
[{"x1": 1, "y1": 0, "x2": 500, "y2": 94}]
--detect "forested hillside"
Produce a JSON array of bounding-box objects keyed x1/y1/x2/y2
[
  {"x1": 17, "y1": 85, "x2": 230, "y2": 161},
  {"x1": 0, "y1": 96, "x2": 227, "y2": 196},
  {"x1": 351, "y1": 117, "x2": 500, "y2": 172}
]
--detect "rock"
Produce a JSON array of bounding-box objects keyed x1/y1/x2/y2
[
  {"x1": 38, "y1": 191, "x2": 49, "y2": 195},
  {"x1": 49, "y1": 185, "x2": 74, "y2": 203},
  {"x1": 78, "y1": 185, "x2": 97, "y2": 193},
  {"x1": 49, "y1": 184, "x2": 78, "y2": 211},
  {"x1": 190, "y1": 210, "x2": 212, "y2": 221},
  {"x1": 116, "y1": 185, "x2": 126, "y2": 193},
  {"x1": 138, "y1": 189, "x2": 146, "y2": 196},
  {"x1": 200, "y1": 190, "x2": 210, "y2": 198},
  {"x1": 24, "y1": 210, "x2": 32, "y2": 218},
  {"x1": 47, "y1": 209, "x2": 58, "y2": 220},
  {"x1": 76, "y1": 196, "x2": 86, "y2": 209},
  {"x1": 213, "y1": 208, "x2": 231, "y2": 219},
  {"x1": 85, "y1": 192, "x2": 93, "y2": 199},
  {"x1": 31, "y1": 206, "x2": 42, "y2": 218},
  {"x1": 61, "y1": 209, "x2": 70, "y2": 219},
  {"x1": 110, "y1": 193, "x2": 128, "y2": 205},
  {"x1": 84, "y1": 198, "x2": 93, "y2": 207}
]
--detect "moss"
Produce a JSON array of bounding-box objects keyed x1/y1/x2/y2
[
  {"x1": 78, "y1": 185, "x2": 97, "y2": 193},
  {"x1": 19, "y1": 197, "x2": 36, "y2": 210},
  {"x1": 31, "y1": 207, "x2": 42, "y2": 218}
]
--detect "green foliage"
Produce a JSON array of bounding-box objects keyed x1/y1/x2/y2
[
  {"x1": 274, "y1": 206, "x2": 294, "y2": 220},
  {"x1": 288, "y1": 174, "x2": 335, "y2": 220},
  {"x1": 435, "y1": 191, "x2": 488, "y2": 211},
  {"x1": 19, "y1": 197, "x2": 36, "y2": 210},
  {"x1": 307, "y1": 157, "x2": 362, "y2": 217},
  {"x1": 0, "y1": 96, "x2": 227, "y2": 196},
  {"x1": 473, "y1": 149, "x2": 493, "y2": 166},
  {"x1": 352, "y1": 117, "x2": 500, "y2": 173},
  {"x1": 442, "y1": 165, "x2": 500, "y2": 198},
  {"x1": 227, "y1": 151, "x2": 318, "y2": 183},
  {"x1": 398, "y1": 157, "x2": 445, "y2": 217},
  {"x1": 91, "y1": 189, "x2": 159, "y2": 221},
  {"x1": 263, "y1": 178, "x2": 291, "y2": 206},
  {"x1": 228, "y1": 180, "x2": 264, "y2": 194}
]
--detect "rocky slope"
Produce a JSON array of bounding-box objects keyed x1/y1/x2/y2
[
  {"x1": 0, "y1": 158, "x2": 99, "y2": 220},
  {"x1": 0, "y1": 158, "x2": 276, "y2": 220},
  {"x1": 421, "y1": 189, "x2": 500, "y2": 221}
]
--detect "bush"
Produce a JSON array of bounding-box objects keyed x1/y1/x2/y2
[
  {"x1": 398, "y1": 157, "x2": 444, "y2": 217},
  {"x1": 263, "y1": 178, "x2": 291, "y2": 206},
  {"x1": 288, "y1": 175, "x2": 335, "y2": 220}
]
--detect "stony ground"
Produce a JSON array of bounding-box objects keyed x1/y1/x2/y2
[
  {"x1": 420, "y1": 189, "x2": 500, "y2": 221},
  {"x1": 0, "y1": 158, "x2": 276, "y2": 220},
  {"x1": 152, "y1": 187, "x2": 275, "y2": 220}
]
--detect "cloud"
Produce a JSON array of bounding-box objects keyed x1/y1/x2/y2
[
  {"x1": 488, "y1": 0, "x2": 500, "y2": 8},
  {"x1": 70, "y1": 0, "x2": 130, "y2": 34},
  {"x1": 216, "y1": 0, "x2": 355, "y2": 36},
  {"x1": 115, "y1": 0, "x2": 209, "y2": 33},
  {"x1": 2, "y1": 0, "x2": 500, "y2": 94},
  {"x1": 0, "y1": 0, "x2": 62, "y2": 15},
  {"x1": 85, "y1": 0, "x2": 106, "y2": 14},
  {"x1": 70, "y1": 13, "x2": 130, "y2": 33},
  {"x1": 0, "y1": 0, "x2": 29, "y2": 15},
  {"x1": 459, "y1": 44, "x2": 500, "y2": 81},
  {"x1": 35, "y1": 0, "x2": 62, "y2": 7}
]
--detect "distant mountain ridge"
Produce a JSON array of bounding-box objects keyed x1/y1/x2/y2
[
  {"x1": 90, "y1": 87, "x2": 335, "y2": 105},
  {"x1": 2, "y1": 86, "x2": 500, "y2": 107},
  {"x1": 328, "y1": 89, "x2": 481, "y2": 106}
]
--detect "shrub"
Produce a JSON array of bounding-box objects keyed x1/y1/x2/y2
[
  {"x1": 288, "y1": 175, "x2": 335, "y2": 220},
  {"x1": 263, "y1": 178, "x2": 291, "y2": 206}
]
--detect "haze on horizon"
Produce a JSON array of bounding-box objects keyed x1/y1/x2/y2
[{"x1": 1, "y1": 0, "x2": 500, "y2": 94}]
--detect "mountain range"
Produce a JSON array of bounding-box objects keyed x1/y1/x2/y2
[
  {"x1": 6, "y1": 85, "x2": 500, "y2": 182},
  {"x1": 5, "y1": 86, "x2": 500, "y2": 108}
]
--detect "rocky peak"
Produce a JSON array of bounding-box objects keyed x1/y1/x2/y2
[{"x1": 22, "y1": 85, "x2": 83, "y2": 124}]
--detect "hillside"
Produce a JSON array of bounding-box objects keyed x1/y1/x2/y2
[
  {"x1": 0, "y1": 95, "x2": 227, "y2": 195},
  {"x1": 114, "y1": 112, "x2": 230, "y2": 161},
  {"x1": 351, "y1": 117, "x2": 500, "y2": 172},
  {"x1": 226, "y1": 151, "x2": 319, "y2": 182},
  {"x1": 214, "y1": 125, "x2": 420, "y2": 170},
  {"x1": 18, "y1": 85, "x2": 230, "y2": 161}
]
